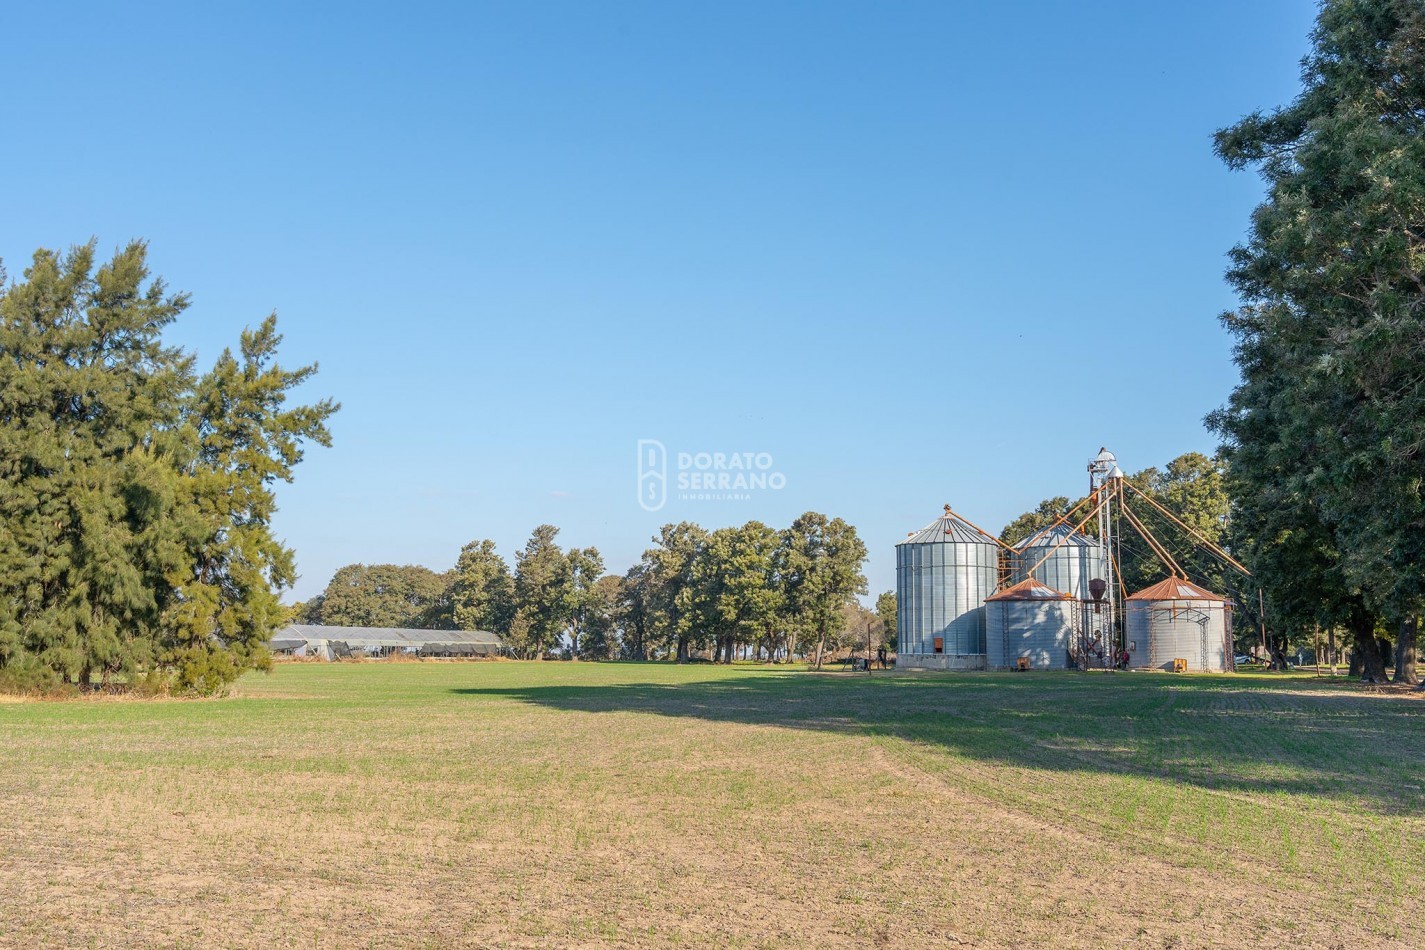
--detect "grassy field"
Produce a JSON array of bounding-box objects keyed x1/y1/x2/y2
[{"x1": 1, "y1": 662, "x2": 1421, "y2": 948}]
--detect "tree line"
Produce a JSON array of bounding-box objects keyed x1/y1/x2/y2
[
  {"x1": 295, "y1": 513, "x2": 886, "y2": 665},
  {"x1": 0, "y1": 242, "x2": 337, "y2": 694}
]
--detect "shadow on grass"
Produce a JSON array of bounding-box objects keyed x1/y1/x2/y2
[{"x1": 452, "y1": 669, "x2": 1425, "y2": 814}]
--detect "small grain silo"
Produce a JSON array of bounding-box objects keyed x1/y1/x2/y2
[
  {"x1": 984, "y1": 578, "x2": 1076, "y2": 670},
  {"x1": 895, "y1": 505, "x2": 1001, "y2": 670},
  {"x1": 1124, "y1": 577, "x2": 1233, "y2": 672}
]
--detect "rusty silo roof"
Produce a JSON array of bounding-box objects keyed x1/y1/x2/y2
[
  {"x1": 985, "y1": 578, "x2": 1072, "y2": 601},
  {"x1": 1126, "y1": 577, "x2": 1227, "y2": 602}
]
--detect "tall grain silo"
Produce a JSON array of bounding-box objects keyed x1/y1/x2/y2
[
  {"x1": 1014, "y1": 523, "x2": 1103, "y2": 602},
  {"x1": 1015, "y1": 523, "x2": 1105, "y2": 663},
  {"x1": 895, "y1": 505, "x2": 1000, "y2": 670},
  {"x1": 1125, "y1": 577, "x2": 1234, "y2": 672},
  {"x1": 985, "y1": 578, "x2": 1077, "y2": 670}
]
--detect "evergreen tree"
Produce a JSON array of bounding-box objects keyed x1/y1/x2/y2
[
  {"x1": 566, "y1": 546, "x2": 605, "y2": 658},
  {"x1": 1210, "y1": 0, "x2": 1425, "y2": 682},
  {"x1": 0, "y1": 241, "x2": 335, "y2": 693},
  {"x1": 617, "y1": 563, "x2": 653, "y2": 660},
  {"x1": 638, "y1": 522, "x2": 709, "y2": 662},
  {"x1": 577, "y1": 574, "x2": 623, "y2": 660},
  {"x1": 511, "y1": 524, "x2": 574, "y2": 658},
  {"x1": 449, "y1": 539, "x2": 515, "y2": 633}
]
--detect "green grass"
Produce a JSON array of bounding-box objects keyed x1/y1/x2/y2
[{"x1": 2, "y1": 662, "x2": 1421, "y2": 947}]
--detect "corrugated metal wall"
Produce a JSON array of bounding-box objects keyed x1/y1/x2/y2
[
  {"x1": 1016, "y1": 537, "x2": 1102, "y2": 602},
  {"x1": 985, "y1": 599, "x2": 1076, "y2": 669},
  {"x1": 1016, "y1": 530, "x2": 1105, "y2": 642},
  {"x1": 896, "y1": 538, "x2": 997, "y2": 662},
  {"x1": 1125, "y1": 600, "x2": 1232, "y2": 671}
]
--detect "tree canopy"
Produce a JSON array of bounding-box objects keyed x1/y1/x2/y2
[{"x1": 314, "y1": 564, "x2": 452, "y2": 629}]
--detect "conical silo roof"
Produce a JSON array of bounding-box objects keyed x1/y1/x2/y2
[
  {"x1": 1016, "y1": 523, "x2": 1097, "y2": 550},
  {"x1": 897, "y1": 507, "x2": 1000, "y2": 546},
  {"x1": 1127, "y1": 577, "x2": 1226, "y2": 602},
  {"x1": 985, "y1": 578, "x2": 1072, "y2": 601}
]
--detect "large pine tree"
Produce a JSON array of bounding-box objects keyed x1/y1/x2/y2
[
  {"x1": 1210, "y1": 0, "x2": 1425, "y2": 682},
  {"x1": 0, "y1": 241, "x2": 336, "y2": 693}
]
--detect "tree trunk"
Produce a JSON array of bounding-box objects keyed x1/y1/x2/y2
[
  {"x1": 1327, "y1": 627, "x2": 1338, "y2": 673},
  {"x1": 676, "y1": 635, "x2": 689, "y2": 663},
  {"x1": 1394, "y1": 617, "x2": 1419, "y2": 686},
  {"x1": 1351, "y1": 610, "x2": 1388, "y2": 684},
  {"x1": 813, "y1": 630, "x2": 827, "y2": 671}
]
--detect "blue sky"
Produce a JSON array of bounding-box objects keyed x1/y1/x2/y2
[{"x1": 1, "y1": 1, "x2": 1317, "y2": 602}]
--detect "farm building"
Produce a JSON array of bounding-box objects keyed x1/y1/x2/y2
[{"x1": 270, "y1": 624, "x2": 504, "y2": 660}]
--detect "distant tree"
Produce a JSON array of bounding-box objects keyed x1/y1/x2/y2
[
  {"x1": 505, "y1": 609, "x2": 537, "y2": 661},
  {"x1": 617, "y1": 563, "x2": 653, "y2": 660},
  {"x1": 301, "y1": 598, "x2": 326, "y2": 624},
  {"x1": 511, "y1": 524, "x2": 573, "y2": 658},
  {"x1": 695, "y1": 521, "x2": 783, "y2": 663},
  {"x1": 449, "y1": 539, "x2": 515, "y2": 634},
  {"x1": 578, "y1": 574, "x2": 624, "y2": 660},
  {"x1": 782, "y1": 512, "x2": 868, "y2": 670},
  {"x1": 839, "y1": 601, "x2": 881, "y2": 658},
  {"x1": 316, "y1": 564, "x2": 451, "y2": 629},
  {"x1": 999, "y1": 497, "x2": 1073, "y2": 547},
  {"x1": 1209, "y1": 0, "x2": 1425, "y2": 682},
  {"x1": 0, "y1": 240, "x2": 336, "y2": 694},
  {"x1": 875, "y1": 590, "x2": 898, "y2": 651},
  {"x1": 566, "y1": 546, "x2": 605, "y2": 658},
  {"x1": 1143, "y1": 454, "x2": 1230, "y2": 540},
  {"x1": 1116, "y1": 453, "x2": 1235, "y2": 597},
  {"x1": 640, "y1": 522, "x2": 709, "y2": 662},
  {"x1": 284, "y1": 598, "x2": 324, "y2": 625}
]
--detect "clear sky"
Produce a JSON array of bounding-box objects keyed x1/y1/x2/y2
[{"x1": 1, "y1": 1, "x2": 1318, "y2": 602}]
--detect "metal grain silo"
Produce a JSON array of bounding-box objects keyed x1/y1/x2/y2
[
  {"x1": 985, "y1": 579, "x2": 1076, "y2": 669},
  {"x1": 895, "y1": 505, "x2": 1000, "y2": 671},
  {"x1": 1125, "y1": 578, "x2": 1233, "y2": 672},
  {"x1": 1014, "y1": 524, "x2": 1103, "y2": 603},
  {"x1": 1015, "y1": 524, "x2": 1104, "y2": 664}
]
